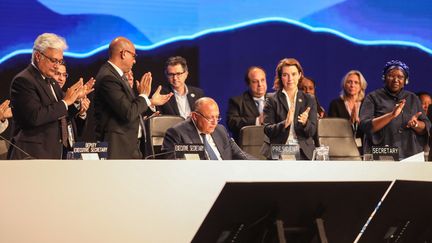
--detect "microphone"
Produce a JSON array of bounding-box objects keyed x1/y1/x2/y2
[
  {"x1": 229, "y1": 138, "x2": 255, "y2": 160},
  {"x1": 144, "y1": 150, "x2": 176, "y2": 159},
  {"x1": 0, "y1": 134, "x2": 34, "y2": 160},
  {"x1": 143, "y1": 111, "x2": 160, "y2": 121}
]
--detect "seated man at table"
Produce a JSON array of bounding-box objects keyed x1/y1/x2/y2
[
  {"x1": 162, "y1": 97, "x2": 255, "y2": 160},
  {"x1": 227, "y1": 66, "x2": 268, "y2": 142}
]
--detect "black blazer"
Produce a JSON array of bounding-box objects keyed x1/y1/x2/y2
[
  {"x1": 261, "y1": 90, "x2": 317, "y2": 159},
  {"x1": 328, "y1": 97, "x2": 364, "y2": 139},
  {"x1": 157, "y1": 85, "x2": 204, "y2": 116},
  {"x1": 93, "y1": 62, "x2": 152, "y2": 159},
  {"x1": 328, "y1": 97, "x2": 351, "y2": 119},
  {"x1": 162, "y1": 118, "x2": 253, "y2": 160},
  {"x1": 9, "y1": 65, "x2": 78, "y2": 159},
  {"x1": 226, "y1": 91, "x2": 264, "y2": 142}
]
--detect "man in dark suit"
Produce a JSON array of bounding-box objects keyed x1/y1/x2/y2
[
  {"x1": 93, "y1": 36, "x2": 172, "y2": 159},
  {"x1": 157, "y1": 56, "x2": 204, "y2": 118},
  {"x1": 9, "y1": 33, "x2": 88, "y2": 159},
  {"x1": 162, "y1": 97, "x2": 254, "y2": 160},
  {"x1": 53, "y1": 63, "x2": 93, "y2": 141},
  {"x1": 227, "y1": 66, "x2": 268, "y2": 142}
]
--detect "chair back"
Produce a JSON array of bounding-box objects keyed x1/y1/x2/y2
[
  {"x1": 238, "y1": 125, "x2": 265, "y2": 160},
  {"x1": 148, "y1": 115, "x2": 185, "y2": 156},
  {"x1": 0, "y1": 140, "x2": 8, "y2": 160},
  {"x1": 318, "y1": 118, "x2": 361, "y2": 160}
]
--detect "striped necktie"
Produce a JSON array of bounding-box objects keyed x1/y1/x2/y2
[{"x1": 200, "y1": 133, "x2": 218, "y2": 160}]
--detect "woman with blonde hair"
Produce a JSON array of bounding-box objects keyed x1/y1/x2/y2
[
  {"x1": 328, "y1": 70, "x2": 367, "y2": 136},
  {"x1": 261, "y1": 58, "x2": 317, "y2": 160}
]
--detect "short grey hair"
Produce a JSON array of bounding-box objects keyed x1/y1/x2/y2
[{"x1": 32, "y1": 33, "x2": 68, "y2": 62}]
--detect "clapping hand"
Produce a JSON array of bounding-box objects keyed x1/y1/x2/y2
[
  {"x1": 284, "y1": 107, "x2": 295, "y2": 128},
  {"x1": 298, "y1": 107, "x2": 311, "y2": 126},
  {"x1": 406, "y1": 112, "x2": 422, "y2": 129},
  {"x1": 137, "y1": 72, "x2": 152, "y2": 97},
  {"x1": 350, "y1": 103, "x2": 359, "y2": 124},
  {"x1": 78, "y1": 97, "x2": 90, "y2": 116},
  {"x1": 83, "y1": 77, "x2": 96, "y2": 96},
  {"x1": 73, "y1": 77, "x2": 96, "y2": 100},
  {"x1": 258, "y1": 113, "x2": 264, "y2": 125},
  {"x1": 63, "y1": 79, "x2": 84, "y2": 105},
  {"x1": 150, "y1": 85, "x2": 173, "y2": 106},
  {"x1": 0, "y1": 100, "x2": 12, "y2": 120},
  {"x1": 392, "y1": 99, "x2": 405, "y2": 118}
]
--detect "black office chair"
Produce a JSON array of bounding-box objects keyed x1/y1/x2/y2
[
  {"x1": 238, "y1": 125, "x2": 265, "y2": 160},
  {"x1": 317, "y1": 118, "x2": 361, "y2": 161},
  {"x1": 147, "y1": 115, "x2": 185, "y2": 156}
]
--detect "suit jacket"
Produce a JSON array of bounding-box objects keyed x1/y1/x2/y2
[
  {"x1": 72, "y1": 115, "x2": 86, "y2": 141},
  {"x1": 227, "y1": 91, "x2": 268, "y2": 142},
  {"x1": 9, "y1": 64, "x2": 77, "y2": 159},
  {"x1": 261, "y1": 90, "x2": 317, "y2": 159},
  {"x1": 94, "y1": 62, "x2": 152, "y2": 159},
  {"x1": 328, "y1": 97, "x2": 351, "y2": 120},
  {"x1": 57, "y1": 85, "x2": 87, "y2": 143},
  {"x1": 157, "y1": 85, "x2": 204, "y2": 116},
  {"x1": 162, "y1": 118, "x2": 253, "y2": 160}
]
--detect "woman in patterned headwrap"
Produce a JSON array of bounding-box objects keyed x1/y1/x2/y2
[{"x1": 359, "y1": 60, "x2": 431, "y2": 159}]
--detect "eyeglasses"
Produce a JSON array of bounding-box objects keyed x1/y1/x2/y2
[
  {"x1": 195, "y1": 111, "x2": 222, "y2": 123},
  {"x1": 39, "y1": 51, "x2": 64, "y2": 65},
  {"x1": 166, "y1": 71, "x2": 186, "y2": 78},
  {"x1": 54, "y1": 71, "x2": 68, "y2": 78},
  {"x1": 386, "y1": 74, "x2": 405, "y2": 81},
  {"x1": 122, "y1": 49, "x2": 137, "y2": 58}
]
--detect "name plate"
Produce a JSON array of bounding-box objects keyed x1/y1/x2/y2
[
  {"x1": 270, "y1": 144, "x2": 300, "y2": 160},
  {"x1": 175, "y1": 144, "x2": 206, "y2": 160},
  {"x1": 371, "y1": 146, "x2": 399, "y2": 161},
  {"x1": 70, "y1": 142, "x2": 109, "y2": 160}
]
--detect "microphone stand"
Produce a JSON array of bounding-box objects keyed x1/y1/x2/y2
[
  {"x1": 0, "y1": 134, "x2": 34, "y2": 160},
  {"x1": 144, "y1": 150, "x2": 176, "y2": 159},
  {"x1": 230, "y1": 138, "x2": 255, "y2": 160}
]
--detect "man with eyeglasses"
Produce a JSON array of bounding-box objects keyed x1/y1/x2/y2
[
  {"x1": 162, "y1": 97, "x2": 254, "y2": 160},
  {"x1": 53, "y1": 63, "x2": 92, "y2": 142},
  {"x1": 157, "y1": 56, "x2": 204, "y2": 119},
  {"x1": 94, "y1": 36, "x2": 173, "y2": 159},
  {"x1": 53, "y1": 63, "x2": 69, "y2": 88},
  {"x1": 9, "y1": 33, "x2": 90, "y2": 159}
]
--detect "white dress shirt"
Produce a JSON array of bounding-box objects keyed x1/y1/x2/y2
[{"x1": 173, "y1": 85, "x2": 191, "y2": 119}]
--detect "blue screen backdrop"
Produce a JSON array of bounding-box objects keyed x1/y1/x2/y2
[{"x1": 1, "y1": 0, "x2": 431, "y2": 139}]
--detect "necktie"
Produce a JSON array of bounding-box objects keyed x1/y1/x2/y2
[
  {"x1": 256, "y1": 99, "x2": 264, "y2": 113},
  {"x1": 200, "y1": 133, "x2": 218, "y2": 160},
  {"x1": 122, "y1": 74, "x2": 147, "y2": 140},
  {"x1": 122, "y1": 74, "x2": 134, "y2": 95},
  {"x1": 46, "y1": 79, "x2": 69, "y2": 148},
  {"x1": 60, "y1": 116, "x2": 69, "y2": 147}
]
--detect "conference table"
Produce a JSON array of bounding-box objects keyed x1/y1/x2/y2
[{"x1": 0, "y1": 160, "x2": 431, "y2": 243}]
